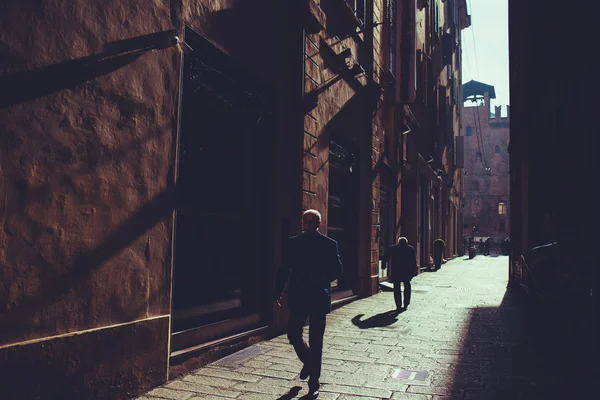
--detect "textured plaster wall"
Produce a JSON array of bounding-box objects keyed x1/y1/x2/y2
[{"x1": 0, "y1": 0, "x2": 179, "y2": 346}]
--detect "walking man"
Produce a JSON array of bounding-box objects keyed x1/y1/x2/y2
[
  {"x1": 382, "y1": 237, "x2": 417, "y2": 312},
  {"x1": 275, "y1": 209, "x2": 343, "y2": 398},
  {"x1": 433, "y1": 238, "x2": 445, "y2": 270}
]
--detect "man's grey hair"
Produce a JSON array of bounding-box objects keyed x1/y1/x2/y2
[
  {"x1": 398, "y1": 237, "x2": 408, "y2": 245},
  {"x1": 303, "y1": 209, "x2": 322, "y2": 222}
]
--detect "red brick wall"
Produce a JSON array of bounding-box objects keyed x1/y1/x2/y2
[{"x1": 462, "y1": 96, "x2": 510, "y2": 240}]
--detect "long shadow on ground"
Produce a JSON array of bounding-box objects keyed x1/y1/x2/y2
[{"x1": 351, "y1": 310, "x2": 403, "y2": 329}]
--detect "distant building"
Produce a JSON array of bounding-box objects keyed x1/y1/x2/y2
[{"x1": 461, "y1": 81, "x2": 510, "y2": 250}]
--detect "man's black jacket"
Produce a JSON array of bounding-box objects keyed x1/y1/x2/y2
[
  {"x1": 275, "y1": 231, "x2": 343, "y2": 314},
  {"x1": 382, "y1": 243, "x2": 417, "y2": 282}
]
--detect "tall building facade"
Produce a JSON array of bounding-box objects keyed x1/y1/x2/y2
[
  {"x1": 0, "y1": 1, "x2": 470, "y2": 399},
  {"x1": 393, "y1": 0, "x2": 470, "y2": 268},
  {"x1": 461, "y1": 81, "x2": 510, "y2": 250}
]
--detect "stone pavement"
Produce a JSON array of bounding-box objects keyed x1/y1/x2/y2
[{"x1": 135, "y1": 256, "x2": 591, "y2": 400}]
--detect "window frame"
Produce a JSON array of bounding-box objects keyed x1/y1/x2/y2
[{"x1": 498, "y1": 201, "x2": 507, "y2": 215}]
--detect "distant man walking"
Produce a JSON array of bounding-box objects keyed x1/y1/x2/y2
[
  {"x1": 433, "y1": 238, "x2": 445, "y2": 270},
  {"x1": 275, "y1": 209, "x2": 343, "y2": 398},
  {"x1": 382, "y1": 237, "x2": 417, "y2": 312},
  {"x1": 484, "y1": 238, "x2": 490, "y2": 256}
]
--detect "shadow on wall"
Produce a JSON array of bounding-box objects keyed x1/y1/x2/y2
[
  {"x1": 0, "y1": 30, "x2": 178, "y2": 109},
  {"x1": 0, "y1": 30, "x2": 181, "y2": 344},
  {"x1": 446, "y1": 287, "x2": 594, "y2": 399},
  {"x1": 206, "y1": 0, "x2": 294, "y2": 75},
  {"x1": 320, "y1": 0, "x2": 364, "y2": 42},
  {"x1": 0, "y1": 188, "x2": 175, "y2": 343}
]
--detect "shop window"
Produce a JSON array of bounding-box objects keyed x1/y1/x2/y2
[
  {"x1": 498, "y1": 201, "x2": 507, "y2": 215},
  {"x1": 466, "y1": 126, "x2": 472, "y2": 136},
  {"x1": 171, "y1": 27, "x2": 273, "y2": 339}
]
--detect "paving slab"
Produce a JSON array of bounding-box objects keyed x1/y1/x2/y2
[{"x1": 134, "y1": 256, "x2": 591, "y2": 400}]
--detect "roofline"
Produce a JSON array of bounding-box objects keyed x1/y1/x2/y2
[{"x1": 458, "y1": 0, "x2": 471, "y2": 30}]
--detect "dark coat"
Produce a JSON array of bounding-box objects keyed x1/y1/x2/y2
[
  {"x1": 382, "y1": 243, "x2": 417, "y2": 282},
  {"x1": 433, "y1": 239, "x2": 445, "y2": 262},
  {"x1": 275, "y1": 231, "x2": 343, "y2": 314}
]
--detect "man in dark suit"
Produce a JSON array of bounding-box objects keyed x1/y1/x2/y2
[
  {"x1": 382, "y1": 237, "x2": 417, "y2": 312},
  {"x1": 433, "y1": 238, "x2": 445, "y2": 270},
  {"x1": 275, "y1": 209, "x2": 343, "y2": 398}
]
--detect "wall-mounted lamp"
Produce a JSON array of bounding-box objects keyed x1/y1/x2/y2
[
  {"x1": 373, "y1": 21, "x2": 384, "y2": 27},
  {"x1": 402, "y1": 124, "x2": 411, "y2": 135},
  {"x1": 174, "y1": 36, "x2": 194, "y2": 54}
]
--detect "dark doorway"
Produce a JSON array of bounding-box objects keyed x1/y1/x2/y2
[
  {"x1": 171, "y1": 27, "x2": 273, "y2": 352},
  {"x1": 327, "y1": 138, "x2": 359, "y2": 298},
  {"x1": 379, "y1": 176, "x2": 394, "y2": 281}
]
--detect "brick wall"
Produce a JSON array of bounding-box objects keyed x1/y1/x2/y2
[{"x1": 462, "y1": 96, "x2": 510, "y2": 240}]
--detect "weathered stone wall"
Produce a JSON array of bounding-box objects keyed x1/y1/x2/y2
[
  {"x1": 0, "y1": 0, "x2": 177, "y2": 347},
  {"x1": 0, "y1": 1, "x2": 181, "y2": 397}
]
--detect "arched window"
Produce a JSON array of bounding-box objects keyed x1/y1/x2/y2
[
  {"x1": 466, "y1": 126, "x2": 473, "y2": 136},
  {"x1": 498, "y1": 201, "x2": 507, "y2": 215},
  {"x1": 495, "y1": 145, "x2": 500, "y2": 153}
]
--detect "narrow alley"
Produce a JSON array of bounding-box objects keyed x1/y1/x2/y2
[{"x1": 135, "y1": 256, "x2": 590, "y2": 400}]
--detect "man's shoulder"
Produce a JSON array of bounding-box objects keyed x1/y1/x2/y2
[{"x1": 318, "y1": 232, "x2": 338, "y2": 245}]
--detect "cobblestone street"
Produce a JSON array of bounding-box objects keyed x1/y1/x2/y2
[{"x1": 136, "y1": 256, "x2": 590, "y2": 400}]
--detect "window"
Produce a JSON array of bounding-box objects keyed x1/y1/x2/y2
[
  {"x1": 474, "y1": 198, "x2": 479, "y2": 206},
  {"x1": 473, "y1": 181, "x2": 480, "y2": 191},
  {"x1": 498, "y1": 201, "x2": 507, "y2": 215},
  {"x1": 466, "y1": 126, "x2": 472, "y2": 136},
  {"x1": 476, "y1": 151, "x2": 482, "y2": 161},
  {"x1": 499, "y1": 221, "x2": 506, "y2": 232},
  {"x1": 495, "y1": 145, "x2": 500, "y2": 153}
]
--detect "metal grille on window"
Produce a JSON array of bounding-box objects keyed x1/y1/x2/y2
[{"x1": 385, "y1": 0, "x2": 397, "y2": 73}]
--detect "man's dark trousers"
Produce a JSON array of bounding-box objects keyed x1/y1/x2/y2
[
  {"x1": 393, "y1": 280, "x2": 411, "y2": 309},
  {"x1": 288, "y1": 309, "x2": 326, "y2": 383},
  {"x1": 275, "y1": 231, "x2": 343, "y2": 391},
  {"x1": 433, "y1": 254, "x2": 442, "y2": 270}
]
